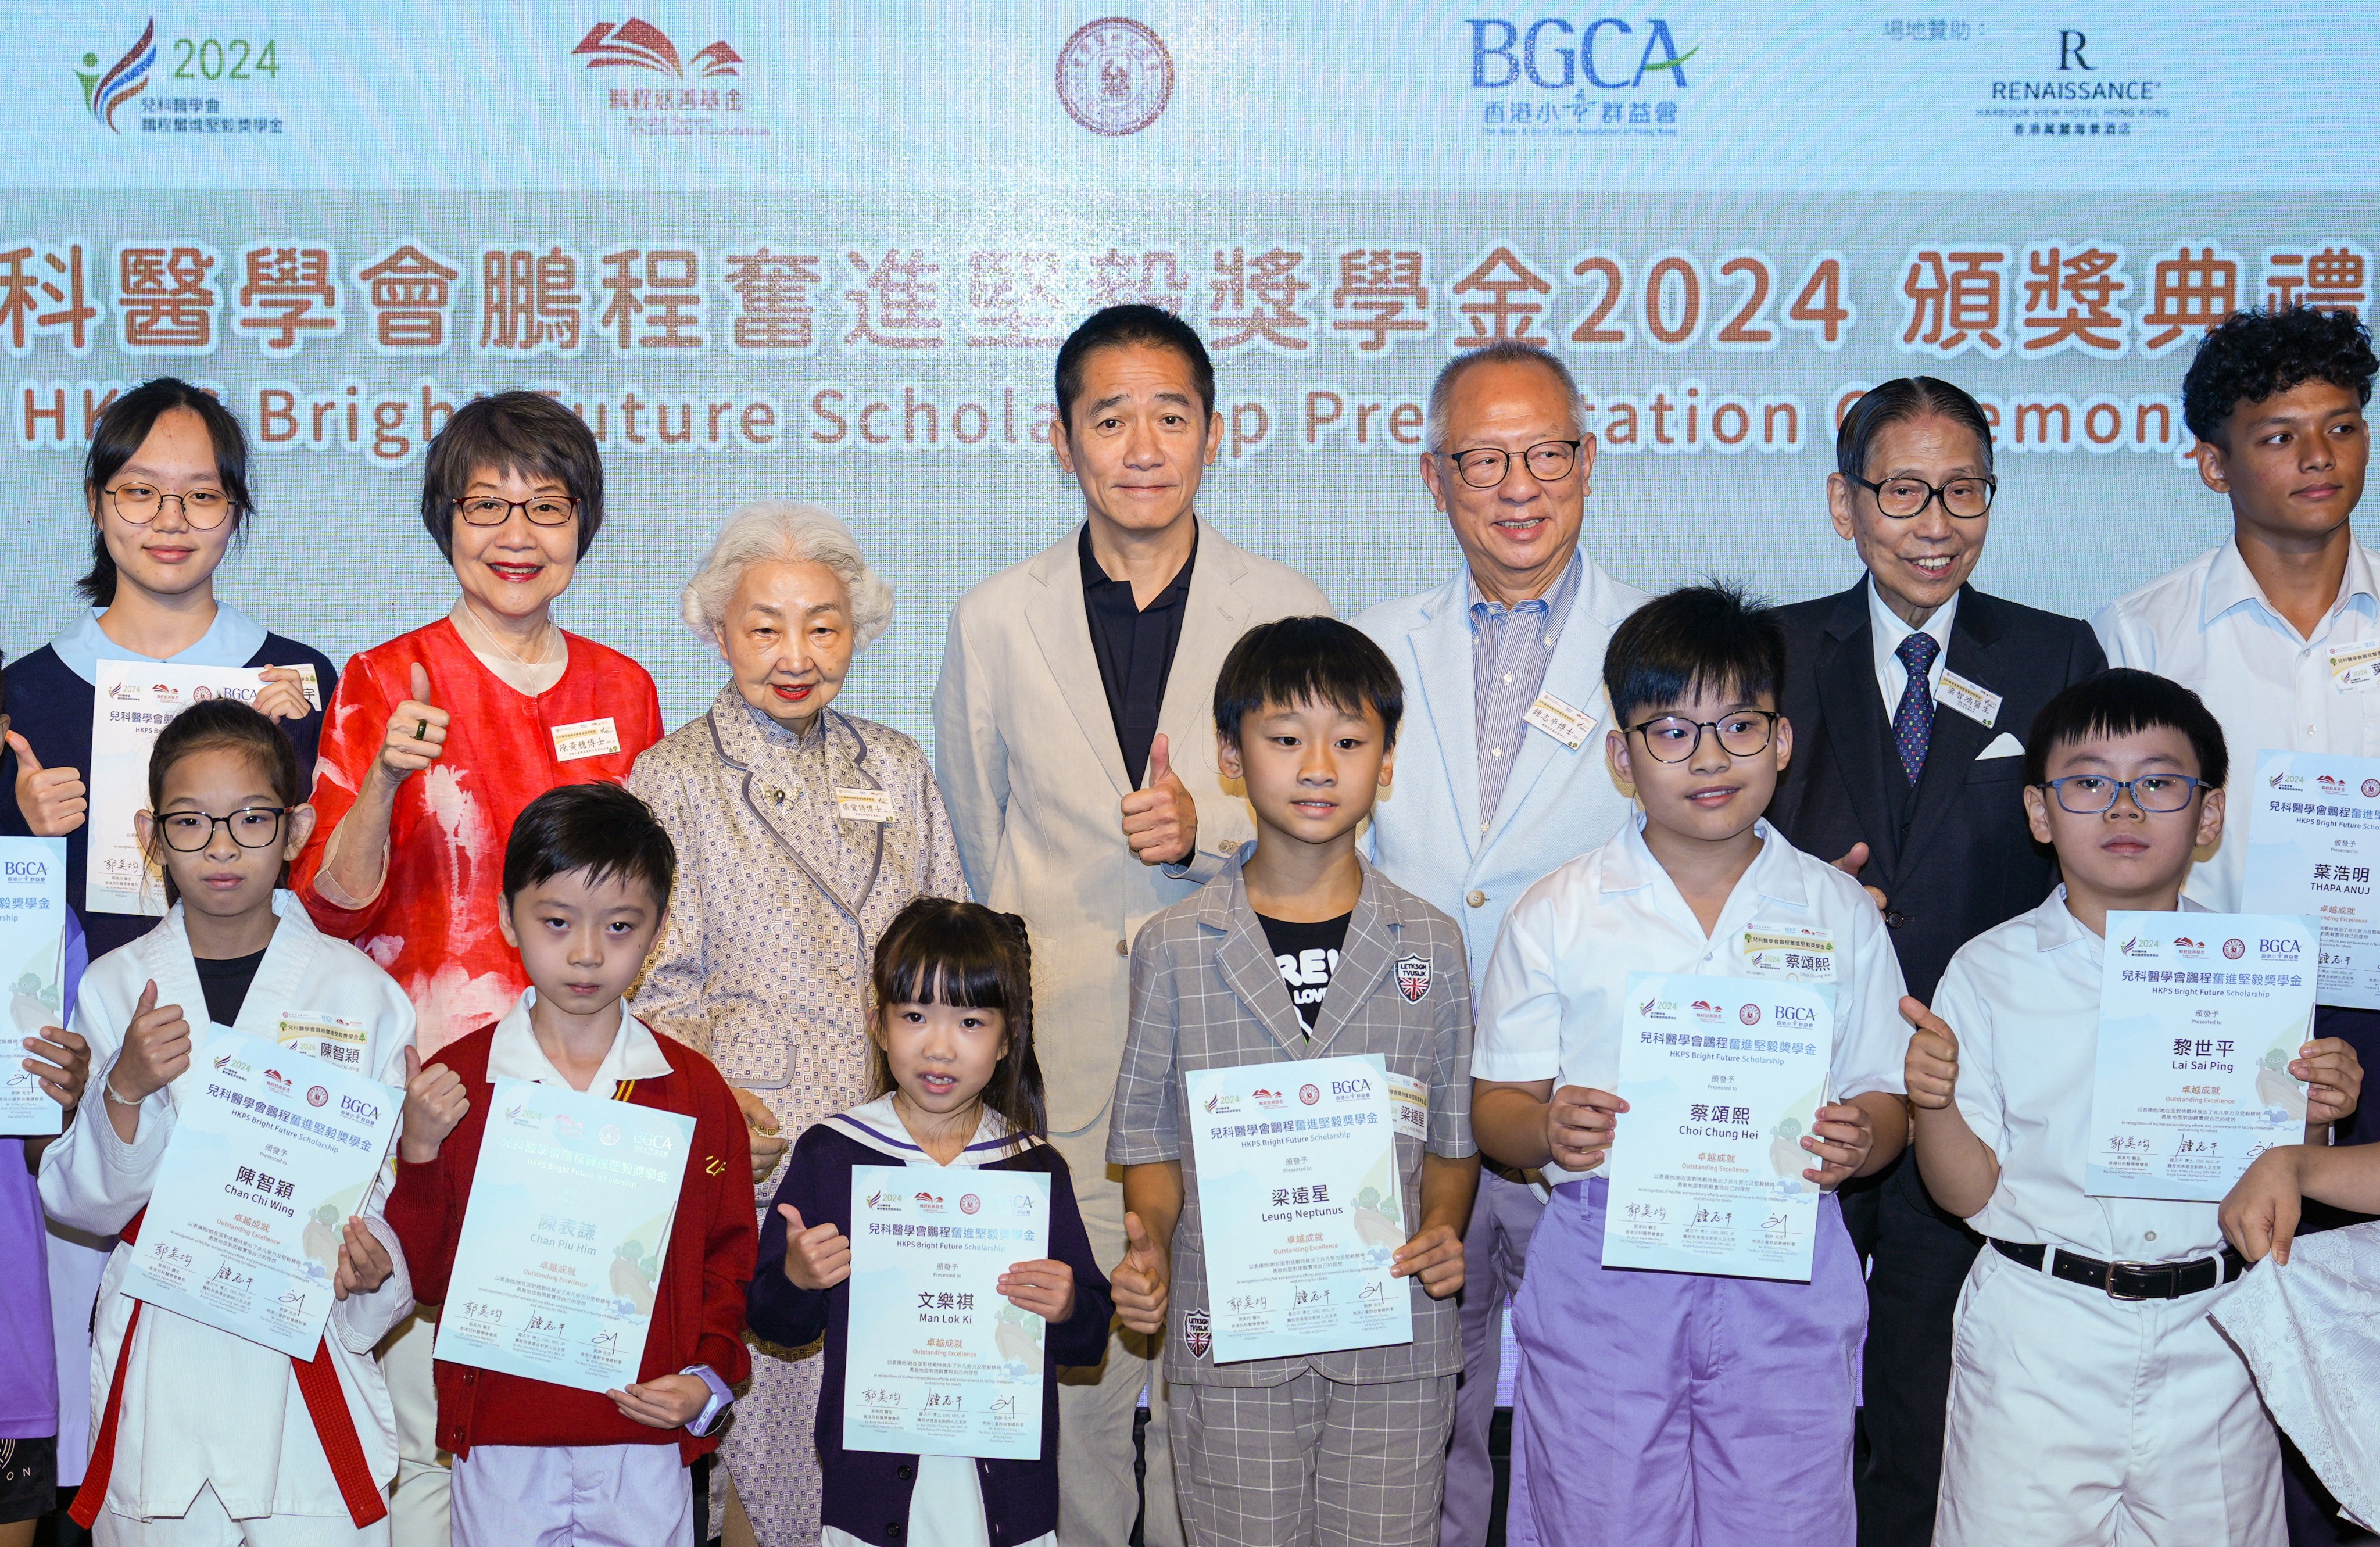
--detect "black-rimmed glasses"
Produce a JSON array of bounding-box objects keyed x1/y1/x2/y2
[
  {"x1": 1853, "y1": 474, "x2": 1996, "y2": 520},
  {"x1": 1441, "y1": 440, "x2": 1582, "y2": 488},
  {"x1": 104, "y1": 483, "x2": 236, "y2": 530},
  {"x1": 2038, "y1": 774, "x2": 2209, "y2": 815},
  {"x1": 1626, "y1": 711, "x2": 1779, "y2": 764},
  {"x1": 157, "y1": 807, "x2": 288, "y2": 851},
  {"x1": 455, "y1": 495, "x2": 579, "y2": 527}
]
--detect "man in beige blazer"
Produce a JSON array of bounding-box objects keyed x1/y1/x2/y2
[{"x1": 935, "y1": 305, "x2": 1330, "y2": 1545}]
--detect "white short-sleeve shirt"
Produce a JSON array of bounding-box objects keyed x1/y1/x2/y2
[
  {"x1": 1474, "y1": 814, "x2": 1910, "y2": 1185},
  {"x1": 2095, "y1": 536, "x2": 2380, "y2": 911},
  {"x1": 1935, "y1": 888, "x2": 2225, "y2": 1263}
]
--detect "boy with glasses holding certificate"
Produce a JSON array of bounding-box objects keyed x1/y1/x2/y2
[
  {"x1": 1905, "y1": 670, "x2": 2363, "y2": 1546},
  {"x1": 1105, "y1": 616, "x2": 1477, "y2": 1547},
  {"x1": 1471, "y1": 583, "x2": 1911, "y2": 1547}
]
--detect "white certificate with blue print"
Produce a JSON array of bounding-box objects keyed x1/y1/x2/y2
[
  {"x1": 1185, "y1": 1054, "x2": 1410, "y2": 1365},
  {"x1": 0, "y1": 838, "x2": 69, "y2": 1136},
  {"x1": 2243, "y1": 750, "x2": 2380, "y2": 1010},
  {"x1": 434, "y1": 1076, "x2": 696, "y2": 1394},
  {"x1": 2086, "y1": 912, "x2": 2315, "y2": 1202},
  {"x1": 1601, "y1": 973, "x2": 1833, "y2": 1283},
  {"x1": 842, "y1": 1164, "x2": 1051, "y2": 1460},
  {"x1": 121, "y1": 1027, "x2": 399, "y2": 1358}
]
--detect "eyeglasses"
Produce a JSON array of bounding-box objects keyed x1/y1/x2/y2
[
  {"x1": 2038, "y1": 774, "x2": 2210, "y2": 815},
  {"x1": 104, "y1": 483, "x2": 235, "y2": 530},
  {"x1": 455, "y1": 495, "x2": 579, "y2": 527},
  {"x1": 156, "y1": 807, "x2": 288, "y2": 851},
  {"x1": 1853, "y1": 474, "x2": 1996, "y2": 520},
  {"x1": 1626, "y1": 710, "x2": 1780, "y2": 764},
  {"x1": 1441, "y1": 440, "x2": 1582, "y2": 489}
]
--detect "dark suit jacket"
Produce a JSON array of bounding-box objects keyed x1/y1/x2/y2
[{"x1": 1769, "y1": 578, "x2": 2106, "y2": 1003}]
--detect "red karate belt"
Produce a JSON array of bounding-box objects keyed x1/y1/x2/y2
[{"x1": 70, "y1": 1208, "x2": 390, "y2": 1530}]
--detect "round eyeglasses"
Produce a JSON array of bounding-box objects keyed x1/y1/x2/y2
[
  {"x1": 1626, "y1": 711, "x2": 1779, "y2": 764},
  {"x1": 105, "y1": 482, "x2": 235, "y2": 530},
  {"x1": 1441, "y1": 439, "x2": 1582, "y2": 489},
  {"x1": 454, "y1": 495, "x2": 579, "y2": 527},
  {"x1": 1853, "y1": 474, "x2": 1996, "y2": 520},
  {"x1": 2038, "y1": 774, "x2": 2210, "y2": 815},
  {"x1": 156, "y1": 807, "x2": 288, "y2": 851}
]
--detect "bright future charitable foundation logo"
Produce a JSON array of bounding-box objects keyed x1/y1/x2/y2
[
  {"x1": 1057, "y1": 17, "x2": 1172, "y2": 136},
  {"x1": 80, "y1": 17, "x2": 157, "y2": 132},
  {"x1": 571, "y1": 17, "x2": 742, "y2": 78}
]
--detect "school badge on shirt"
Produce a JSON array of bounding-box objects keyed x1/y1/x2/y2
[
  {"x1": 1395, "y1": 954, "x2": 1433, "y2": 1003},
  {"x1": 1183, "y1": 1308, "x2": 1211, "y2": 1359}
]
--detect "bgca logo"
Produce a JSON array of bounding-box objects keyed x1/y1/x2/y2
[
  {"x1": 1468, "y1": 17, "x2": 1697, "y2": 89},
  {"x1": 78, "y1": 18, "x2": 156, "y2": 133},
  {"x1": 1056, "y1": 17, "x2": 1172, "y2": 137}
]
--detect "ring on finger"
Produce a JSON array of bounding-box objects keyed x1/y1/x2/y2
[{"x1": 414, "y1": 719, "x2": 429, "y2": 740}]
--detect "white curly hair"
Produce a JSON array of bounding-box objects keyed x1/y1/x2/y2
[{"x1": 681, "y1": 500, "x2": 894, "y2": 650}]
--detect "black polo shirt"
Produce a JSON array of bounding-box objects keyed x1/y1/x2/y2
[{"x1": 1080, "y1": 522, "x2": 1197, "y2": 789}]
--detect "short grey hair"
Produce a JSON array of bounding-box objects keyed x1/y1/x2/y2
[
  {"x1": 681, "y1": 500, "x2": 895, "y2": 650},
  {"x1": 1425, "y1": 341, "x2": 1585, "y2": 454}
]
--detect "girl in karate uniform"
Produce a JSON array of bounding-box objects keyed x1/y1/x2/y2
[{"x1": 40, "y1": 699, "x2": 416, "y2": 1545}]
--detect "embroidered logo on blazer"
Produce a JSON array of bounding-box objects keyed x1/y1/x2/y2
[
  {"x1": 1395, "y1": 954, "x2": 1433, "y2": 1004},
  {"x1": 1183, "y1": 1308, "x2": 1212, "y2": 1359},
  {"x1": 705, "y1": 1156, "x2": 727, "y2": 1176}
]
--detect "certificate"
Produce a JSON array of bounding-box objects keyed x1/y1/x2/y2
[
  {"x1": 2243, "y1": 750, "x2": 2380, "y2": 1010},
  {"x1": 121, "y1": 1027, "x2": 399, "y2": 1358},
  {"x1": 1601, "y1": 973, "x2": 1833, "y2": 1282},
  {"x1": 435, "y1": 1076, "x2": 696, "y2": 1395},
  {"x1": 842, "y1": 1164, "x2": 1051, "y2": 1460},
  {"x1": 2087, "y1": 911, "x2": 2315, "y2": 1202},
  {"x1": 87, "y1": 659, "x2": 320, "y2": 915},
  {"x1": 0, "y1": 839, "x2": 68, "y2": 1137},
  {"x1": 1184, "y1": 1054, "x2": 1410, "y2": 1365}
]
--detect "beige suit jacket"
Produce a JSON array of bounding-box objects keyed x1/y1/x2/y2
[{"x1": 933, "y1": 519, "x2": 1332, "y2": 1137}]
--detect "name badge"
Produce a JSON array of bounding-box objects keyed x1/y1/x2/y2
[
  {"x1": 287, "y1": 663, "x2": 323, "y2": 712},
  {"x1": 2331, "y1": 641, "x2": 2380, "y2": 692},
  {"x1": 550, "y1": 717, "x2": 621, "y2": 762},
  {"x1": 1741, "y1": 925, "x2": 1837, "y2": 983},
  {"x1": 277, "y1": 1012, "x2": 367, "y2": 1070},
  {"x1": 1934, "y1": 669, "x2": 2002, "y2": 728},
  {"x1": 834, "y1": 786, "x2": 897, "y2": 823},
  {"x1": 1523, "y1": 692, "x2": 1597, "y2": 750},
  {"x1": 1387, "y1": 1070, "x2": 1429, "y2": 1141}
]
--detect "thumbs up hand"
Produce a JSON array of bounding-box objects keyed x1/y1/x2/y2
[
  {"x1": 1121, "y1": 732, "x2": 1198, "y2": 867},
  {"x1": 1903, "y1": 997, "x2": 1962, "y2": 1112},
  {"x1": 398, "y1": 1043, "x2": 471, "y2": 1165},
  {"x1": 1111, "y1": 1210, "x2": 1171, "y2": 1335},
  {"x1": 111, "y1": 980, "x2": 191, "y2": 1106},
  {"x1": 8, "y1": 730, "x2": 88, "y2": 837},
  {"x1": 375, "y1": 663, "x2": 450, "y2": 785},
  {"x1": 778, "y1": 1205, "x2": 851, "y2": 1291}
]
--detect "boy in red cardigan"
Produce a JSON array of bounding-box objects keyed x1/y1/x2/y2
[{"x1": 386, "y1": 783, "x2": 756, "y2": 1547}]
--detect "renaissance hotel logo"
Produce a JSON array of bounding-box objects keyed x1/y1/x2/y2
[{"x1": 1468, "y1": 15, "x2": 1697, "y2": 137}]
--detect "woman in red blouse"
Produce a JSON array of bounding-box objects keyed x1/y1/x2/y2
[{"x1": 294, "y1": 391, "x2": 664, "y2": 1055}]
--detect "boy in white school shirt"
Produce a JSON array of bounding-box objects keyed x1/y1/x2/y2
[
  {"x1": 1472, "y1": 583, "x2": 1912, "y2": 1546},
  {"x1": 1905, "y1": 669, "x2": 2364, "y2": 1546}
]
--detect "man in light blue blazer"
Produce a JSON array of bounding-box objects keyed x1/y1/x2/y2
[{"x1": 1354, "y1": 341, "x2": 1647, "y2": 1547}]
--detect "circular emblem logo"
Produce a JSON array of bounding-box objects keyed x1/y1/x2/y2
[
  {"x1": 1056, "y1": 17, "x2": 1173, "y2": 136},
  {"x1": 2362, "y1": 779, "x2": 2378, "y2": 798},
  {"x1": 192, "y1": 685, "x2": 215, "y2": 701},
  {"x1": 1738, "y1": 1002, "x2": 1762, "y2": 1026},
  {"x1": 1300, "y1": 1084, "x2": 1320, "y2": 1105},
  {"x1": 960, "y1": 1193, "x2": 981, "y2": 1215},
  {"x1": 307, "y1": 1085, "x2": 329, "y2": 1108},
  {"x1": 599, "y1": 1123, "x2": 622, "y2": 1146},
  {"x1": 2223, "y1": 937, "x2": 2246, "y2": 960}
]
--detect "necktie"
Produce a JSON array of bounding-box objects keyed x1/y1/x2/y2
[{"x1": 1892, "y1": 632, "x2": 1941, "y2": 786}]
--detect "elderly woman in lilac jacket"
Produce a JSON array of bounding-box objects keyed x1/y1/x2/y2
[{"x1": 629, "y1": 500, "x2": 967, "y2": 1547}]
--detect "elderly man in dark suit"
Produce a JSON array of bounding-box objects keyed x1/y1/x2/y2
[{"x1": 1769, "y1": 376, "x2": 2106, "y2": 1547}]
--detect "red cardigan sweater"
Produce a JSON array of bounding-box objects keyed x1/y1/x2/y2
[{"x1": 385, "y1": 1022, "x2": 757, "y2": 1462}]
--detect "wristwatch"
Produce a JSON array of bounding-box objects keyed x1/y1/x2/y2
[{"x1": 680, "y1": 1363, "x2": 734, "y2": 1437}]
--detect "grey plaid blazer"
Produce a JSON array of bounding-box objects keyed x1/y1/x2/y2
[{"x1": 1108, "y1": 851, "x2": 1476, "y2": 1387}]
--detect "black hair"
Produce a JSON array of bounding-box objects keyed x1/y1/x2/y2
[
  {"x1": 420, "y1": 390, "x2": 606, "y2": 561},
  {"x1": 1835, "y1": 375, "x2": 1995, "y2": 479},
  {"x1": 2022, "y1": 669, "x2": 2229, "y2": 791},
  {"x1": 144, "y1": 697, "x2": 305, "y2": 907},
  {"x1": 1212, "y1": 615, "x2": 1404, "y2": 749},
  {"x1": 81, "y1": 377, "x2": 255, "y2": 606},
  {"x1": 1603, "y1": 581, "x2": 1787, "y2": 727},
  {"x1": 500, "y1": 783, "x2": 675, "y2": 909},
  {"x1": 869, "y1": 898, "x2": 1047, "y2": 1141},
  {"x1": 1053, "y1": 304, "x2": 1216, "y2": 430},
  {"x1": 2182, "y1": 306, "x2": 2377, "y2": 445}
]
